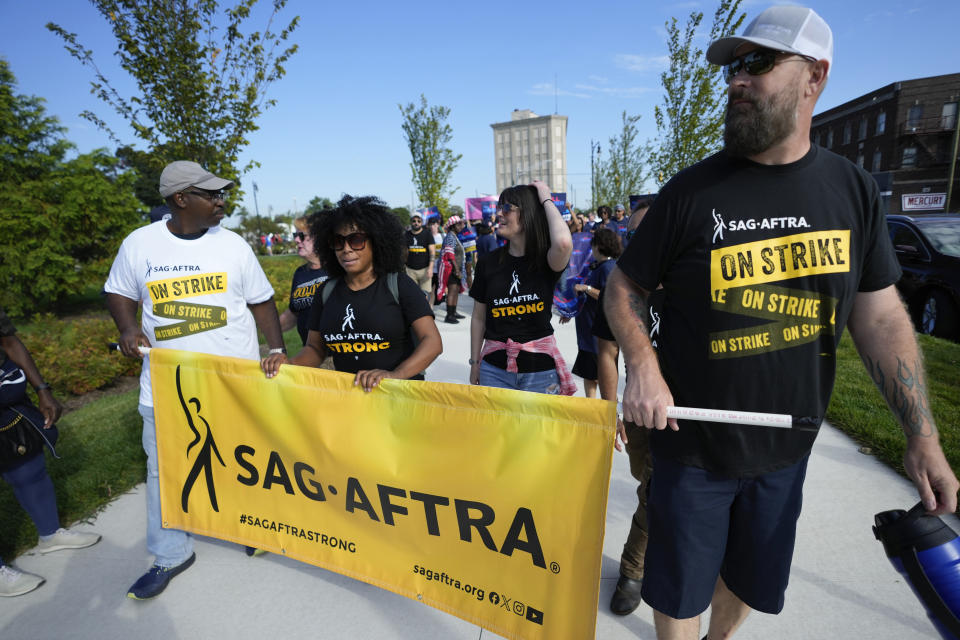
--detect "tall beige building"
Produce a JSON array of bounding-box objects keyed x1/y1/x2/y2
[{"x1": 491, "y1": 109, "x2": 568, "y2": 195}]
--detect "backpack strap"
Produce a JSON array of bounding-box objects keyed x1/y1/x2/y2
[
  {"x1": 320, "y1": 277, "x2": 340, "y2": 305},
  {"x1": 387, "y1": 272, "x2": 399, "y2": 304}
]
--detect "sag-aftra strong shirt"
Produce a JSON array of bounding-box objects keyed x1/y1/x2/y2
[{"x1": 307, "y1": 273, "x2": 432, "y2": 375}]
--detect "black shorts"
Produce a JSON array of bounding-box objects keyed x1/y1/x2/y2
[
  {"x1": 641, "y1": 454, "x2": 809, "y2": 618},
  {"x1": 446, "y1": 273, "x2": 461, "y2": 288},
  {"x1": 570, "y1": 349, "x2": 597, "y2": 381}
]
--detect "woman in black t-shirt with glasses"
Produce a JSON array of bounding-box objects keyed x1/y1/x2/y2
[
  {"x1": 469, "y1": 181, "x2": 574, "y2": 394},
  {"x1": 261, "y1": 195, "x2": 442, "y2": 391}
]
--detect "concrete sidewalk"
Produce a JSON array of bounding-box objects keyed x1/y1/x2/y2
[{"x1": 0, "y1": 296, "x2": 948, "y2": 639}]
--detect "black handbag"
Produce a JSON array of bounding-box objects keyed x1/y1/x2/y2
[{"x1": 0, "y1": 359, "x2": 57, "y2": 472}]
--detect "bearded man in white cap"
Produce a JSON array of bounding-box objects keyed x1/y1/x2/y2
[
  {"x1": 105, "y1": 161, "x2": 286, "y2": 600},
  {"x1": 604, "y1": 6, "x2": 958, "y2": 639}
]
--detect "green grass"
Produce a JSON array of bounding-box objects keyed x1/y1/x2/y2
[
  {"x1": 827, "y1": 330, "x2": 960, "y2": 475},
  {"x1": 0, "y1": 390, "x2": 143, "y2": 560}
]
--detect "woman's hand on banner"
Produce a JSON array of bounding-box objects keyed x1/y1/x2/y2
[
  {"x1": 355, "y1": 369, "x2": 396, "y2": 392},
  {"x1": 261, "y1": 353, "x2": 288, "y2": 379}
]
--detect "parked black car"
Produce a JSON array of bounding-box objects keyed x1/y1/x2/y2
[{"x1": 885, "y1": 213, "x2": 960, "y2": 339}]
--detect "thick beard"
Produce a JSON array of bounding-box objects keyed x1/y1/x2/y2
[{"x1": 724, "y1": 85, "x2": 799, "y2": 158}]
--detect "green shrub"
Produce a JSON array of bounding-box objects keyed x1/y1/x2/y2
[
  {"x1": 258, "y1": 254, "x2": 302, "y2": 314},
  {"x1": 18, "y1": 313, "x2": 140, "y2": 395}
]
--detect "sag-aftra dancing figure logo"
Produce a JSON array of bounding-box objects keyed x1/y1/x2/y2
[{"x1": 176, "y1": 365, "x2": 225, "y2": 513}]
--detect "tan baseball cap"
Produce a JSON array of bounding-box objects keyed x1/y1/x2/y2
[{"x1": 159, "y1": 161, "x2": 234, "y2": 197}]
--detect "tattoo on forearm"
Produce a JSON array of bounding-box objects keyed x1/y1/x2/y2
[
  {"x1": 864, "y1": 355, "x2": 935, "y2": 437},
  {"x1": 627, "y1": 292, "x2": 649, "y2": 333}
]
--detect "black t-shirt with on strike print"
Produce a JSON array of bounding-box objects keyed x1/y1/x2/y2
[
  {"x1": 307, "y1": 273, "x2": 432, "y2": 376},
  {"x1": 617, "y1": 145, "x2": 901, "y2": 476},
  {"x1": 470, "y1": 247, "x2": 563, "y2": 372}
]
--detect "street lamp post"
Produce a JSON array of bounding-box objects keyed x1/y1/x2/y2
[
  {"x1": 252, "y1": 181, "x2": 262, "y2": 239},
  {"x1": 590, "y1": 140, "x2": 601, "y2": 208}
]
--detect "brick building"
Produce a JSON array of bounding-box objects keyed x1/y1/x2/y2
[{"x1": 810, "y1": 72, "x2": 960, "y2": 214}]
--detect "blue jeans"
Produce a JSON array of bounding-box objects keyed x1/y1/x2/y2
[
  {"x1": 140, "y1": 404, "x2": 193, "y2": 567},
  {"x1": 478, "y1": 360, "x2": 561, "y2": 394},
  {"x1": 2, "y1": 452, "x2": 59, "y2": 538}
]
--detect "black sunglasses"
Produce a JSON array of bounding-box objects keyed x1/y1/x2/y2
[
  {"x1": 293, "y1": 231, "x2": 306, "y2": 241},
  {"x1": 330, "y1": 232, "x2": 367, "y2": 251},
  {"x1": 182, "y1": 189, "x2": 226, "y2": 202},
  {"x1": 723, "y1": 49, "x2": 814, "y2": 84}
]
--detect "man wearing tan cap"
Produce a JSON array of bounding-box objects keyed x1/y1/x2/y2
[
  {"x1": 605, "y1": 6, "x2": 958, "y2": 639},
  {"x1": 105, "y1": 161, "x2": 286, "y2": 600}
]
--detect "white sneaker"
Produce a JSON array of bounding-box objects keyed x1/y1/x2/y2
[
  {"x1": 36, "y1": 528, "x2": 101, "y2": 554},
  {"x1": 0, "y1": 565, "x2": 44, "y2": 597}
]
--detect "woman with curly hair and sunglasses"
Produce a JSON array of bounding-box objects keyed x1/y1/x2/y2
[
  {"x1": 468, "y1": 180, "x2": 574, "y2": 394},
  {"x1": 261, "y1": 195, "x2": 442, "y2": 391}
]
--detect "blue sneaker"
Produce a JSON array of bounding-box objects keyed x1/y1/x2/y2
[{"x1": 127, "y1": 553, "x2": 195, "y2": 600}]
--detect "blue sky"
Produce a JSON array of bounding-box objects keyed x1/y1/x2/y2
[{"x1": 2, "y1": 0, "x2": 958, "y2": 217}]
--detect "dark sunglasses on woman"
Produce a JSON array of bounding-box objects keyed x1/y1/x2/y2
[
  {"x1": 330, "y1": 232, "x2": 367, "y2": 251},
  {"x1": 293, "y1": 231, "x2": 306, "y2": 241},
  {"x1": 723, "y1": 48, "x2": 815, "y2": 84}
]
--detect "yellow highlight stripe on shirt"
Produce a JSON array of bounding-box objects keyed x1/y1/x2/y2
[
  {"x1": 710, "y1": 230, "x2": 850, "y2": 291},
  {"x1": 147, "y1": 272, "x2": 228, "y2": 303}
]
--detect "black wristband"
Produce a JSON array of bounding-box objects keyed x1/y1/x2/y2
[{"x1": 542, "y1": 198, "x2": 553, "y2": 206}]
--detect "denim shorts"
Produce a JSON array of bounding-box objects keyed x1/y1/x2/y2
[
  {"x1": 477, "y1": 360, "x2": 560, "y2": 394},
  {"x1": 640, "y1": 454, "x2": 809, "y2": 618}
]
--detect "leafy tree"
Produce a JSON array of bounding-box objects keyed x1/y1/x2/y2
[
  {"x1": 304, "y1": 195, "x2": 335, "y2": 214},
  {"x1": 0, "y1": 60, "x2": 70, "y2": 184},
  {"x1": 398, "y1": 94, "x2": 462, "y2": 216},
  {"x1": 47, "y1": 0, "x2": 300, "y2": 193},
  {"x1": 651, "y1": 0, "x2": 744, "y2": 185},
  {"x1": 595, "y1": 111, "x2": 651, "y2": 208},
  {"x1": 390, "y1": 206, "x2": 411, "y2": 227},
  {"x1": 0, "y1": 59, "x2": 143, "y2": 316},
  {"x1": 115, "y1": 144, "x2": 165, "y2": 209}
]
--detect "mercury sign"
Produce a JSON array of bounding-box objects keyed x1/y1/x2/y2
[{"x1": 902, "y1": 193, "x2": 946, "y2": 211}]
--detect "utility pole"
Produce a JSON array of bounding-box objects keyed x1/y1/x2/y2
[{"x1": 946, "y1": 108, "x2": 960, "y2": 212}]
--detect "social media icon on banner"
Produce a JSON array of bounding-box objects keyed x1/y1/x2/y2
[{"x1": 526, "y1": 606, "x2": 544, "y2": 625}]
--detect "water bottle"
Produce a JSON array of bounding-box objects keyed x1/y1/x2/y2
[{"x1": 873, "y1": 503, "x2": 960, "y2": 640}]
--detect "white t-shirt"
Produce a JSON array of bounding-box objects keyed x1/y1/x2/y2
[{"x1": 104, "y1": 221, "x2": 274, "y2": 406}]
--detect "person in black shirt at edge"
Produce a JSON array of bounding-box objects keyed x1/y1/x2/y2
[
  {"x1": 261, "y1": 195, "x2": 442, "y2": 391},
  {"x1": 403, "y1": 211, "x2": 435, "y2": 303},
  {"x1": 604, "y1": 6, "x2": 958, "y2": 640},
  {"x1": 469, "y1": 180, "x2": 573, "y2": 394},
  {"x1": 279, "y1": 215, "x2": 328, "y2": 346}
]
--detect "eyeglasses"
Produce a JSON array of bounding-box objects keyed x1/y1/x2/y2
[
  {"x1": 722, "y1": 49, "x2": 815, "y2": 84},
  {"x1": 497, "y1": 203, "x2": 519, "y2": 214},
  {"x1": 293, "y1": 231, "x2": 306, "y2": 241},
  {"x1": 330, "y1": 232, "x2": 367, "y2": 251},
  {"x1": 182, "y1": 189, "x2": 227, "y2": 202}
]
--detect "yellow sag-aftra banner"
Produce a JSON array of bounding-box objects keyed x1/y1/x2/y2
[{"x1": 150, "y1": 349, "x2": 616, "y2": 640}]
